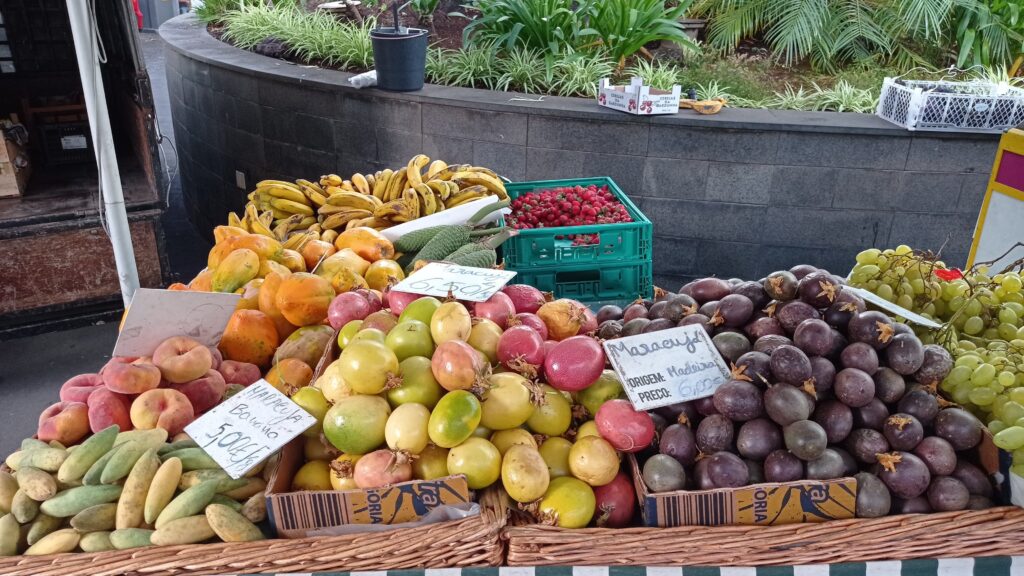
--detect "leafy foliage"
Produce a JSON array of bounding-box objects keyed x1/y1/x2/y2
[
  {"x1": 458, "y1": 0, "x2": 586, "y2": 55},
  {"x1": 580, "y1": 0, "x2": 698, "y2": 64},
  {"x1": 954, "y1": 0, "x2": 1024, "y2": 69},
  {"x1": 410, "y1": 0, "x2": 442, "y2": 20}
]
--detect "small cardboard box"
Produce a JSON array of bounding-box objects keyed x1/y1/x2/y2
[
  {"x1": 265, "y1": 438, "x2": 472, "y2": 538},
  {"x1": 0, "y1": 136, "x2": 30, "y2": 198},
  {"x1": 597, "y1": 77, "x2": 681, "y2": 116},
  {"x1": 629, "y1": 454, "x2": 856, "y2": 527}
]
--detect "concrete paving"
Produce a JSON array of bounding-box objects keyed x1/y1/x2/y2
[{"x1": 0, "y1": 32, "x2": 205, "y2": 457}]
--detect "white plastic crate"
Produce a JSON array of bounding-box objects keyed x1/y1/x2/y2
[{"x1": 876, "y1": 77, "x2": 1024, "y2": 133}]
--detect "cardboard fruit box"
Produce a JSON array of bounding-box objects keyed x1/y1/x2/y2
[{"x1": 597, "y1": 77, "x2": 681, "y2": 116}]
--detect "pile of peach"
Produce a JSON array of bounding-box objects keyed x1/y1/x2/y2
[{"x1": 47, "y1": 337, "x2": 264, "y2": 446}]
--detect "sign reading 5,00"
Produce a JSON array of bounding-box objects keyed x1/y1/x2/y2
[{"x1": 603, "y1": 325, "x2": 731, "y2": 411}]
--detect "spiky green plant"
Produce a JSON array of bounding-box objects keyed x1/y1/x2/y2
[
  {"x1": 494, "y1": 47, "x2": 550, "y2": 93},
  {"x1": 549, "y1": 52, "x2": 615, "y2": 97},
  {"x1": 580, "y1": 0, "x2": 699, "y2": 65}
]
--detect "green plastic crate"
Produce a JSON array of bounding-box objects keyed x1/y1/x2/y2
[
  {"x1": 503, "y1": 177, "x2": 652, "y2": 268},
  {"x1": 511, "y1": 259, "x2": 653, "y2": 303}
]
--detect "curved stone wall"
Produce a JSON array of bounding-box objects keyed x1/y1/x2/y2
[{"x1": 161, "y1": 14, "x2": 998, "y2": 284}]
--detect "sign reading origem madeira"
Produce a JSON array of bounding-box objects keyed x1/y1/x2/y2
[
  {"x1": 185, "y1": 380, "x2": 316, "y2": 479},
  {"x1": 603, "y1": 324, "x2": 732, "y2": 411}
]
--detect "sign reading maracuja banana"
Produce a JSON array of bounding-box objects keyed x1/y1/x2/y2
[{"x1": 393, "y1": 262, "x2": 517, "y2": 302}]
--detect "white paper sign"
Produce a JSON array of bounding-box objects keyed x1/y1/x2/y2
[
  {"x1": 603, "y1": 325, "x2": 732, "y2": 411},
  {"x1": 113, "y1": 289, "x2": 241, "y2": 357},
  {"x1": 392, "y1": 262, "x2": 517, "y2": 302},
  {"x1": 185, "y1": 380, "x2": 316, "y2": 479},
  {"x1": 846, "y1": 287, "x2": 942, "y2": 329}
]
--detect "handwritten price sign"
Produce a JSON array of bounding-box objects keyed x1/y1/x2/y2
[
  {"x1": 391, "y1": 262, "x2": 517, "y2": 302},
  {"x1": 184, "y1": 380, "x2": 316, "y2": 479},
  {"x1": 603, "y1": 324, "x2": 731, "y2": 411}
]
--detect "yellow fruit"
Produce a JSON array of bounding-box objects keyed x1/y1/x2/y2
[
  {"x1": 291, "y1": 460, "x2": 332, "y2": 491},
  {"x1": 328, "y1": 454, "x2": 361, "y2": 491},
  {"x1": 212, "y1": 248, "x2": 260, "y2": 293},
  {"x1": 364, "y1": 260, "x2": 405, "y2": 292}
]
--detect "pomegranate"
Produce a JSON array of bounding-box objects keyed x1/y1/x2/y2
[
  {"x1": 537, "y1": 299, "x2": 587, "y2": 341},
  {"x1": 384, "y1": 289, "x2": 420, "y2": 316},
  {"x1": 353, "y1": 449, "x2": 413, "y2": 488},
  {"x1": 474, "y1": 291, "x2": 515, "y2": 329},
  {"x1": 593, "y1": 472, "x2": 636, "y2": 528},
  {"x1": 327, "y1": 292, "x2": 373, "y2": 330},
  {"x1": 497, "y1": 326, "x2": 546, "y2": 377},
  {"x1": 544, "y1": 336, "x2": 605, "y2": 392},
  {"x1": 511, "y1": 312, "x2": 548, "y2": 339},
  {"x1": 596, "y1": 399, "x2": 655, "y2": 452},
  {"x1": 502, "y1": 284, "x2": 547, "y2": 314}
]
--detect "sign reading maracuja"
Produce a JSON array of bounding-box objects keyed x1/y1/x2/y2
[{"x1": 603, "y1": 325, "x2": 732, "y2": 411}]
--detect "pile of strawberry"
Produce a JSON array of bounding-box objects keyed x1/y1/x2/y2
[{"x1": 507, "y1": 184, "x2": 633, "y2": 246}]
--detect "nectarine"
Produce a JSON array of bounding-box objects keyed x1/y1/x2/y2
[
  {"x1": 37, "y1": 402, "x2": 90, "y2": 445},
  {"x1": 153, "y1": 336, "x2": 214, "y2": 384},
  {"x1": 102, "y1": 357, "x2": 161, "y2": 394},
  {"x1": 130, "y1": 389, "x2": 195, "y2": 436}
]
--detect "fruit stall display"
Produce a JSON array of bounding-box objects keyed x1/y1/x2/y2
[{"x1": 847, "y1": 247, "x2": 1024, "y2": 476}]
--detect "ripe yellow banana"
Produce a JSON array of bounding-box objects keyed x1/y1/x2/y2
[
  {"x1": 372, "y1": 169, "x2": 393, "y2": 200},
  {"x1": 298, "y1": 216, "x2": 317, "y2": 228},
  {"x1": 445, "y1": 185, "x2": 489, "y2": 208},
  {"x1": 385, "y1": 171, "x2": 408, "y2": 202},
  {"x1": 431, "y1": 164, "x2": 471, "y2": 181},
  {"x1": 249, "y1": 213, "x2": 277, "y2": 238},
  {"x1": 297, "y1": 181, "x2": 328, "y2": 206},
  {"x1": 351, "y1": 173, "x2": 370, "y2": 195},
  {"x1": 256, "y1": 180, "x2": 302, "y2": 190},
  {"x1": 227, "y1": 211, "x2": 243, "y2": 229},
  {"x1": 366, "y1": 173, "x2": 376, "y2": 189},
  {"x1": 425, "y1": 181, "x2": 451, "y2": 202},
  {"x1": 320, "y1": 174, "x2": 343, "y2": 187},
  {"x1": 325, "y1": 192, "x2": 382, "y2": 212},
  {"x1": 270, "y1": 198, "x2": 315, "y2": 217},
  {"x1": 413, "y1": 183, "x2": 439, "y2": 215},
  {"x1": 467, "y1": 166, "x2": 502, "y2": 180},
  {"x1": 406, "y1": 154, "x2": 430, "y2": 189},
  {"x1": 451, "y1": 172, "x2": 508, "y2": 199},
  {"x1": 272, "y1": 214, "x2": 305, "y2": 241},
  {"x1": 262, "y1": 185, "x2": 309, "y2": 205},
  {"x1": 374, "y1": 197, "x2": 417, "y2": 223},
  {"x1": 296, "y1": 179, "x2": 325, "y2": 194},
  {"x1": 322, "y1": 209, "x2": 373, "y2": 230},
  {"x1": 425, "y1": 160, "x2": 448, "y2": 180}
]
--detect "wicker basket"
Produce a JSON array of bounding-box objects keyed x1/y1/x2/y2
[
  {"x1": 505, "y1": 506, "x2": 1024, "y2": 567},
  {"x1": 0, "y1": 488, "x2": 506, "y2": 576}
]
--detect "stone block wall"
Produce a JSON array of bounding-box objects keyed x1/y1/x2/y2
[{"x1": 161, "y1": 15, "x2": 999, "y2": 287}]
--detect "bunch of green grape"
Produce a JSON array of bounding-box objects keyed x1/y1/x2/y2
[{"x1": 849, "y1": 245, "x2": 1024, "y2": 471}]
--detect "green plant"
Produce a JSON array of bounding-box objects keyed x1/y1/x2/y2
[
  {"x1": 549, "y1": 52, "x2": 615, "y2": 97},
  {"x1": 954, "y1": 0, "x2": 1024, "y2": 69},
  {"x1": 627, "y1": 59, "x2": 683, "y2": 90},
  {"x1": 441, "y1": 44, "x2": 501, "y2": 89},
  {"x1": 810, "y1": 80, "x2": 878, "y2": 113},
  {"x1": 580, "y1": 0, "x2": 699, "y2": 65},
  {"x1": 766, "y1": 85, "x2": 815, "y2": 110},
  {"x1": 458, "y1": 0, "x2": 589, "y2": 55},
  {"x1": 494, "y1": 47, "x2": 551, "y2": 93},
  {"x1": 411, "y1": 0, "x2": 442, "y2": 20}
]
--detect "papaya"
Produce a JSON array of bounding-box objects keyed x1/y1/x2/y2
[
  {"x1": 316, "y1": 248, "x2": 370, "y2": 280},
  {"x1": 272, "y1": 325, "x2": 334, "y2": 368},
  {"x1": 334, "y1": 227, "x2": 395, "y2": 262},
  {"x1": 210, "y1": 235, "x2": 283, "y2": 268},
  {"x1": 211, "y1": 248, "x2": 260, "y2": 293},
  {"x1": 189, "y1": 268, "x2": 214, "y2": 292},
  {"x1": 213, "y1": 225, "x2": 250, "y2": 244},
  {"x1": 330, "y1": 266, "x2": 369, "y2": 294},
  {"x1": 236, "y1": 278, "x2": 263, "y2": 310},
  {"x1": 364, "y1": 259, "x2": 404, "y2": 292},
  {"x1": 279, "y1": 249, "x2": 306, "y2": 272},
  {"x1": 219, "y1": 309, "x2": 280, "y2": 368},
  {"x1": 300, "y1": 240, "x2": 337, "y2": 271},
  {"x1": 258, "y1": 258, "x2": 291, "y2": 279},
  {"x1": 264, "y1": 358, "x2": 313, "y2": 395},
  {"x1": 259, "y1": 272, "x2": 299, "y2": 339},
  {"x1": 275, "y1": 273, "x2": 333, "y2": 326}
]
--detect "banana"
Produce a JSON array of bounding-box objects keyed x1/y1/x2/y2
[
  {"x1": 322, "y1": 209, "x2": 373, "y2": 230},
  {"x1": 318, "y1": 204, "x2": 349, "y2": 216},
  {"x1": 265, "y1": 185, "x2": 310, "y2": 205},
  {"x1": 431, "y1": 164, "x2": 471, "y2": 181},
  {"x1": 269, "y1": 207, "x2": 293, "y2": 220},
  {"x1": 325, "y1": 192, "x2": 382, "y2": 212},
  {"x1": 451, "y1": 171, "x2": 508, "y2": 199},
  {"x1": 445, "y1": 185, "x2": 489, "y2": 208},
  {"x1": 363, "y1": 217, "x2": 393, "y2": 230},
  {"x1": 227, "y1": 212, "x2": 243, "y2": 229},
  {"x1": 297, "y1": 180, "x2": 328, "y2": 206},
  {"x1": 406, "y1": 154, "x2": 430, "y2": 189},
  {"x1": 425, "y1": 180, "x2": 452, "y2": 201},
  {"x1": 298, "y1": 216, "x2": 317, "y2": 228},
  {"x1": 425, "y1": 159, "x2": 448, "y2": 180},
  {"x1": 256, "y1": 180, "x2": 301, "y2": 190},
  {"x1": 466, "y1": 166, "x2": 502, "y2": 179},
  {"x1": 385, "y1": 171, "x2": 408, "y2": 202},
  {"x1": 320, "y1": 174, "x2": 343, "y2": 187},
  {"x1": 413, "y1": 183, "x2": 439, "y2": 216},
  {"x1": 258, "y1": 209, "x2": 274, "y2": 229},
  {"x1": 321, "y1": 229, "x2": 338, "y2": 244},
  {"x1": 351, "y1": 173, "x2": 370, "y2": 195},
  {"x1": 372, "y1": 169, "x2": 393, "y2": 200},
  {"x1": 307, "y1": 190, "x2": 328, "y2": 207},
  {"x1": 272, "y1": 214, "x2": 305, "y2": 241},
  {"x1": 366, "y1": 173, "x2": 376, "y2": 189},
  {"x1": 270, "y1": 198, "x2": 315, "y2": 217},
  {"x1": 283, "y1": 230, "x2": 318, "y2": 252},
  {"x1": 295, "y1": 179, "x2": 325, "y2": 194},
  {"x1": 373, "y1": 198, "x2": 415, "y2": 222},
  {"x1": 307, "y1": 223, "x2": 322, "y2": 235},
  {"x1": 248, "y1": 210, "x2": 277, "y2": 238},
  {"x1": 346, "y1": 217, "x2": 373, "y2": 231},
  {"x1": 339, "y1": 181, "x2": 355, "y2": 192}
]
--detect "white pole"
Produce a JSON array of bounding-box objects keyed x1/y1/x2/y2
[{"x1": 66, "y1": 0, "x2": 141, "y2": 307}]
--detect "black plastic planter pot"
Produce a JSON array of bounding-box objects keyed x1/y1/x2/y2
[{"x1": 370, "y1": 27, "x2": 429, "y2": 91}]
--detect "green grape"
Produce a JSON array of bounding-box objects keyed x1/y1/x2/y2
[
  {"x1": 866, "y1": 279, "x2": 881, "y2": 291},
  {"x1": 972, "y1": 363, "x2": 997, "y2": 386},
  {"x1": 1000, "y1": 307, "x2": 1020, "y2": 325},
  {"x1": 1000, "y1": 401, "x2": 1024, "y2": 422},
  {"x1": 990, "y1": 420, "x2": 1009, "y2": 434},
  {"x1": 1007, "y1": 292, "x2": 1024, "y2": 305},
  {"x1": 948, "y1": 295, "x2": 967, "y2": 312},
  {"x1": 1018, "y1": 326, "x2": 1024, "y2": 340},
  {"x1": 994, "y1": 426, "x2": 1024, "y2": 450},
  {"x1": 1015, "y1": 417, "x2": 1024, "y2": 427},
  {"x1": 1006, "y1": 302, "x2": 1024, "y2": 316},
  {"x1": 952, "y1": 382, "x2": 972, "y2": 405},
  {"x1": 851, "y1": 265, "x2": 880, "y2": 283},
  {"x1": 998, "y1": 371, "x2": 1017, "y2": 388},
  {"x1": 947, "y1": 365, "x2": 972, "y2": 385},
  {"x1": 922, "y1": 302, "x2": 937, "y2": 317},
  {"x1": 940, "y1": 378, "x2": 958, "y2": 393},
  {"x1": 1004, "y1": 274, "x2": 1024, "y2": 293},
  {"x1": 983, "y1": 328, "x2": 1001, "y2": 340},
  {"x1": 1017, "y1": 373, "x2": 1024, "y2": 387},
  {"x1": 898, "y1": 281, "x2": 913, "y2": 296},
  {"x1": 964, "y1": 316, "x2": 985, "y2": 335},
  {"x1": 875, "y1": 283, "x2": 894, "y2": 301},
  {"x1": 999, "y1": 323, "x2": 1019, "y2": 341},
  {"x1": 942, "y1": 282, "x2": 960, "y2": 300},
  {"x1": 895, "y1": 244, "x2": 912, "y2": 256},
  {"x1": 925, "y1": 281, "x2": 942, "y2": 299},
  {"x1": 1009, "y1": 388, "x2": 1024, "y2": 404},
  {"x1": 965, "y1": 299, "x2": 984, "y2": 317},
  {"x1": 958, "y1": 341, "x2": 977, "y2": 352},
  {"x1": 910, "y1": 278, "x2": 925, "y2": 295},
  {"x1": 906, "y1": 267, "x2": 923, "y2": 280},
  {"x1": 956, "y1": 354, "x2": 982, "y2": 369},
  {"x1": 996, "y1": 285, "x2": 1010, "y2": 299},
  {"x1": 896, "y1": 294, "x2": 914, "y2": 310},
  {"x1": 993, "y1": 394, "x2": 1010, "y2": 415},
  {"x1": 856, "y1": 248, "x2": 881, "y2": 265},
  {"x1": 969, "y1": 387, "x2": 997, "y2": 405},
  {"x1": 933, "y1": 299, "x2": 947, "y2": 317}
]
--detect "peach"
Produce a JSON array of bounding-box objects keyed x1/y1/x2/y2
[
  {"x1": 87, "y1": 388, "x2": 133, "y2": 433},
  {"x1": 171, "y1": 369, "x2": 227, "y2": 415},
  {"x1": 37, "y1": 402, "x2": 90, "y2": 445},
  {"x1": 103, "y1": 357, "x2": 161, "y2": 394},
  {"x1": 60, "y1": 373, "x2": 104, "y2": 403},
  {"x1": 130, "y1": 389, "x2": 195, "y2": 436},
  {"x1": 152, "y1": 336, "x2": 213, "y2": 384},
  {"x1": 218, "y1": 360, "x2": 261, "y2": 387},
  {"x1": 209, "y1": 346, "x2": 223, "y2": 371}
]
